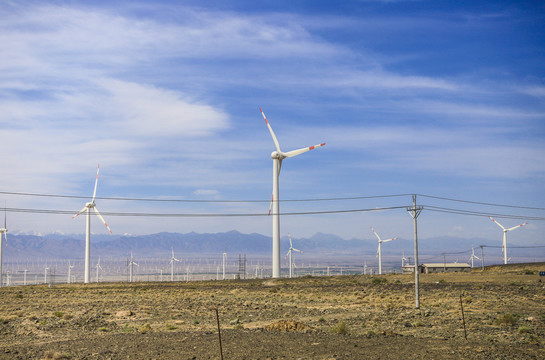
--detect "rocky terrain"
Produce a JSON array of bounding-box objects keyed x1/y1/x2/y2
[{"x1": 0, "y1": 263, "x2": 544, "y2": 359}]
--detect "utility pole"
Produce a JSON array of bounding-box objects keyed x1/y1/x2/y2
[
  {"x1": 480, "y1": 245, "x2": 485, "y2": 271},
  {"x1": 407, "y1": 194, "x2": 423, "y2": 309}
]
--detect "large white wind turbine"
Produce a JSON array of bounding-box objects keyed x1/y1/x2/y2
[
  {"x1": 489, "y1": 216, "x2": 528, "y2": 264},
  {"x1": 169, "y1": 248, "x2": 180, "y2": 281},
  {"x1": 0, "y1": 208, "x2": 7, "y2": 288},
  {"x1": 371, "y1": 226, "x2": 398, "y2": 275},
  {"x1": 261, "y1": 108, "x2": 325, "y2": 278},
  {"x1": 72, "y1": 164, "x2": 112, "y2": 284},
  {"x1": 285, "y1": 233, "x2": 303, "y2": 278}
]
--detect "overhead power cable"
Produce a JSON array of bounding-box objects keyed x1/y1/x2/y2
[
  {"x1": 423, "y1": 205, "x2": 545, "y2": 221},
  {"x1": 417, "y1": 194, "x2": 545, "y2": 211},
  {"x1": 4, "y1": 205, "x2": 408, "y2": 218},
  {"x1": 0, "y1": 190, "x2": 411, "y2": 203}
]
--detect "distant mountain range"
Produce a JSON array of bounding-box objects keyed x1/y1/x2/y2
[{"x1": 3, "y1": 230, "x2": 524, "y2": 262}]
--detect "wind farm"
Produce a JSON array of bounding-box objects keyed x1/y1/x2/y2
[{"x1": 1, "y1": 0, "x2": 545, "y2": 358}]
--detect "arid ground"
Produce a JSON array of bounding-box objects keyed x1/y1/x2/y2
[{"x1": 1, "y1": 263, "x2": 544, "y2": 359}]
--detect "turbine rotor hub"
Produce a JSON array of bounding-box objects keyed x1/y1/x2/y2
[{"x1": 271, "y1": 151, "x2": 281, "y2": 159}]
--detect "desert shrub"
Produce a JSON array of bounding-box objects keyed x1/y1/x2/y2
[
  {"x1": 522, "y1": 269, "x2": 535, "y2": 275},
  {"x1": 43, "y1": 350, "x2": 71, "y2": 359},
  {"x1": 438, "y1": 279, "x2": 446, "y2": 284},
  {"x1": 53, "y1": 311, "x2": 64, "y2": 318},
  {"x1": 233, "y1": 324, "x2": 244, "y2": 330},
  {"x1": 371, "y1": 277, "x2": 387, "y2": 284},
  {"x1": 166, "y1": 324, "x2": 178, "y2": 331},
  {"x1": 98, "y1": 327, "x2": 110, "y2": 332},
  {"x1": 495, "y1": 313, "x2": 518, "y2": 326},
  {"x1": 318, "y1": 317, "x2": 326, "y2": 323},
  {"x1": 414, "y1": 320, "x2": 425, "y2": 327},
  {"x1": 366, "y1": 329, "x2": 376, "y2": 337},
  {"x1": 518, "y1": 325, "x2": 532, "y2": 334},
  {"x1": 330, "y1": 321, "x2": 349, "y2": 334},
  {"x1": 138, "y1": 323, "x2": 152, "y2": 333}
]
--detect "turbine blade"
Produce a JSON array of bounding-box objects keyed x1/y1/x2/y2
[
  {"x1": 506, "y1": 222, "x2": 528, "y2": 232},
  {"x1": 72, "y1": 206, "x2": 88, "y2": 219},
  {"x1": 371, "y1": 227, "x2": 381, "y2": 241},
  {"x1": 288, "y1": 233, "x2": 293, "y2": 248},
  {"x1": 92, "y1": 164, "x2": 100, "y2": 203},
  {"x1": 93, "y1": 207, "x2": 113, "y2": 234},
  {"x1": 284, "y1": 143, "x2": 326, "y2": 158},
  {"x1": 382, "y1": 237, "x2": 398, "y2": 243},
  {"x1": 260, "y1": 107, "x2": 282, "y2": 153},
  {"x1": 488, "y1": 216, "x2": 506, "y2": 231},
  {"x1": 293, "y1": 248, "x2": 302, "y2": 253}
]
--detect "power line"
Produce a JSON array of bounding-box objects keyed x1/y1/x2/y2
[
  {"x1": 418, "y1": 194, "x2": 545, "y2": 211},
  {"x1": 423, "y1": 205, "x2": 545, "y2": 221},
  {"x1": 5, "y1": 205, "x2": 408, "y2": 218},
  {"x1": 0, "y1": 190, "x2": 411, "y2": 203}
]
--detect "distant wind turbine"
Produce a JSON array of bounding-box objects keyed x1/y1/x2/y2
[
  {"x1": 72, "y1": 164, "x2": 112, "y2": 283},
  {"x1": 469, "y1": 245, "x2": 480, "y2": 268},
  {"x1": 128, "y1": 252, "x2": 138, "y2": 282},
  {"x1": 169, "y1": 248, "x2": 180, "y2": 281},
  {"x1": 0, "y1": 207, "x2": 7, "y2": 288},
  {"x1": 95, "y1": 257, "x2": 103, "y2": 283},
  {"x1": 261, "y1": 107, "x2": 325, "y2": 278},
  {"x1": 371, "y1": 226, "x2": 398, "y2": 275},
  {"x1": 285, "y1": 233, "x2": 303, "y2": 278},
  {"x1": 488, "y1": 216, "x2": 528, "y2": 265},
  {"x1": 222, "y1": 251, "x2": 227, "y2": 280},
  {"x1": 67, "y1": 261, "x2": 74, "y2": 284}
]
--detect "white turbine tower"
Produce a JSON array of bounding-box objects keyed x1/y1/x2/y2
[
  {"x1": 128, "y1": 253, "x2": 138, "y2": 282},
  {"x1": 67, "y1": 261, "x2": 74, "y2": 284},
  {"x1": 401, "y1": 251, "x2": 408, "y2": 268},
  {"x1": 261, "y1": 108, "x2": 325, "y2": 278},
  {"x1": 72, "y1": 164, "x2": 112, "y2": 283},
  {"x1": 469, "y1": 245, "x2": 480, "y2": 268},
  {"x1": 371, "y1": 226, "x2": 398, "y2": 275},
  {"x1": 0, "y1": 208, "x2": 7, "y2": 288},
  {"x1": 222, "y1": 252, "x2": 227, "y2": 280},
  {"x1": 95, "y1": 257, "x2": 102, "y2": 283},
  {"x1": 285, "y1": 233, "x2": 303, "y2": 278},
  {"x1": 169, "y1": 248, "x2": 180, "y2": 282},
  {"x1": 488, "y1": 216, "x2": 528, "y2": 265}
]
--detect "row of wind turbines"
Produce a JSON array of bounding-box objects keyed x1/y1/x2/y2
[{"x1": 0, "y1": 108, "x2": 530, "y2": 286}]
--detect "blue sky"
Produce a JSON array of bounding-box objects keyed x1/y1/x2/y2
[{"x1": 1, "y1": 1, "x2": 544, "y2": 250}]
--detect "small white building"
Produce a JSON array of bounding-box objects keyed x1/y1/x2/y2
[{"x1": 421, "y1": 263, "x2": 471, "y2": 274}]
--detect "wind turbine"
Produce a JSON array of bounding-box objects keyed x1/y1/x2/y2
[
  {"x1": 128, "y1": 252, "x2": 138, "y2": 282},
  {"x1": 169, "y1": 248, "x2": 180, "y2": 281},
  {"x1": 488, "y1": 216, "x2": 528, "y2": 265},
  {"x1": 261, "y1": 108, "x2": 325, "y2": 278},
  {"x1": 95, "y1": 257, "x2": 103, "y2": 283},
  {"x1": 0, "y1": 207, "x2": 7, "y2": 288},
  {"x1": 72, "y1": 164, "x2": 112, "y2": 283},
  {"x1": 222, "y1": 251, "x2": 227, "y2": 280},
  {"x1": 401, "y1": 251, "x2": 408, "y2": 268},
  {"x1": 285, "y1": 233, "x2": 303, "y2": 278},
  {"x1": 371, "y1": 226, "x2": 398, "y2": 275},
  {"x1": 469, "y1": 245, "x2": 480, "y2": 268},
  {"x1": 67, "y1": 261, "x2": 74, "y2": 284}
]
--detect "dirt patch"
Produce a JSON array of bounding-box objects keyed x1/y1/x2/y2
[{"x1": 263, "y1": 319, "x2": 314, "y2": 332}]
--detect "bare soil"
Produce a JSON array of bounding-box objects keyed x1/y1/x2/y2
[{"x1": 1, "y1": 263, "x2": 544, "y2": 359}]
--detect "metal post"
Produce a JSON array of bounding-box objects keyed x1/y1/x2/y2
[
  {"x1": 480, "y1": 245, "x2": 485, "y2": 271},
  {"x1": 407, "y1": 194, "x2": 423, "y2": 309}
]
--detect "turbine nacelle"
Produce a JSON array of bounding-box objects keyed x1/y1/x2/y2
[
  {"x1": 86, "y1": 202, "x2": 95, "y2": 208},
  {"x1": 271, "y1": 151, "x2": 284, "y2": 160}
]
